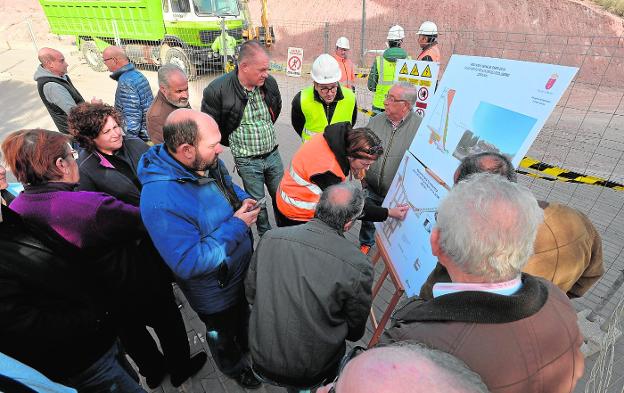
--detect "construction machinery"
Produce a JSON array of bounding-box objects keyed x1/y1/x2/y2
[{"x1": 239, "y1": 0, "x2": 274, "y2": 47}]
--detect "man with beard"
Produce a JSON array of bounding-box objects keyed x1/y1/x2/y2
[
  {"x1": 138, "y1": 108, "x2": 263, "y2": 389},
  {"x1": 147, "y1": 64, "x2": 191, "y2": 144}
]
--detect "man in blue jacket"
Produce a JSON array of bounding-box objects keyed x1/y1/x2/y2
[
  {"x1": 138, "y1": 108, "x2": 262, "y2": 389},
  {"x1": 103, "y1": 46, "x2": 154, "y2": 142}
]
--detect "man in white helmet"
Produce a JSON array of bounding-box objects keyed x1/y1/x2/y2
[
  {"x1": 291, "y1": 53, "x2": 358, "y2": 142},
  {"x1": 368, "y1": 25, "x2": 410, "y2": 115},
  {"x1": 417, "y1": 21, "x2": 441, "y2": 62},
  {"x1": 332, "y1": 37, "x2": 356, "y2": 90}
]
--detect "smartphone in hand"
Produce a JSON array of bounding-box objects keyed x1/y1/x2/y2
[{"x1": 249, "y1": 196, "x2": 267, "y2": 211}]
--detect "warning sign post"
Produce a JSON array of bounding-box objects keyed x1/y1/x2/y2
[
  {"x1": 287, "y1": 47, "x2": 304, "y2": 77},
  {"x1": 394, "y1": 59, "x2": 440, "y2": 117}
]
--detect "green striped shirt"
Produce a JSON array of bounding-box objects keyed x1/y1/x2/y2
[{"x1": 229, "y1": 87, "x2": 276, "y2": 157}]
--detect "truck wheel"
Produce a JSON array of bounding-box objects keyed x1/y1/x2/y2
[
  {"x1": 81, "y1": 40, "x2": 107, "y2": 72},
  {"x1": 164, "y1": 47, "x2": 197, "y2": 79}
]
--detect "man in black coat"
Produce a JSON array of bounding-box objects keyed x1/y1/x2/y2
[{"x1": 201, "y1": 40, "x2": 283, "y2": 237}]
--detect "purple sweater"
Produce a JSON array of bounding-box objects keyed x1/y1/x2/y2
[{"x1": 10, "y1": 186, "x2": 142, "y2": 249}]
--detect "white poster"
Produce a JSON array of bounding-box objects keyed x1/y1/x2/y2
[
  {"x1": 408, "y1": 55, "x2": 578, "y2": 187},
  {"x1": 393, "y1": 59, "x2": 440, "y2": 118},
  {"x1": 375, "y1": 153, "x2": 449, "y2": 297},
  {"x1": 286, "y1": 47, "x2": 303, "y2": 77}
]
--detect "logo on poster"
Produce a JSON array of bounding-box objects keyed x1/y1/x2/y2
[{"x1": 545, "y1": 73, "x2": 558, "y2": 90}]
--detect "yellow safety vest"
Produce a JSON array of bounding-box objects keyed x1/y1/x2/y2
[
  {"x1": 372, "y1": 56, "x2": 401, "y2": 110},
  {"x1": 300, "y1": 86, "x2": 355, "y2": 142}
]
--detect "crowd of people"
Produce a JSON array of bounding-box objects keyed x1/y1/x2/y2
[{"x1": 0, "y1": 22, "x2": 605, "y2": 393}]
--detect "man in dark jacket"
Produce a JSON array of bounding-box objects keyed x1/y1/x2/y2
[
  {"x1": 147, "y1": 64, "x2": 191, "y2": 144},
  {"x1": 381, "y1": 173, "x2": 584, "y2": 393},
  {"x1": 201, "y1": 40, "x2": 283, "y2": 236},
  {"x1": 34, "y1": 47, "x2": 86, "y2": 134},
  {"x1": 246, "y1": 183, "x2": 373, "y2": 392},
  {"x1": 0, "y1": 205, "x2": 145, "y2": 393},
  {"x1": 103, "y1": 46, "x2": 154, "y2": 142}
]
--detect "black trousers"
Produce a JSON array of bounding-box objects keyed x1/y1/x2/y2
[
  {"x1": 198, "y1": 298, "x2": 250, "y2": 377},
  {"x1": 274, "y1": 207, "x2": 306, "y2": 228},
  {"x1": 116, "y1": 285, "x2": 190, "y2": 380}
]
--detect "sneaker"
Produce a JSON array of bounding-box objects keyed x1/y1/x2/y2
[
  {"x1": 359, "y1": 244, "x2": 371, "y2": 255},
  {"x1": 234, "y1": 367, "x2": 262, "y2": 390},
  {"x1": 170, "y1": 352, "x2": 208, "y2": 387}
]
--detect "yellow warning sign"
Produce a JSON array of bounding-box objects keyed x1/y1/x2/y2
[
  {"x1": 422, "y1": 65, "x2": 432, "y2": 78},
  {"x1": 399, "y1": 63, "x2": 409, "y2": 75},
  {"x1": 410, "y1": 64, "x2": 419, "y2": 76}
]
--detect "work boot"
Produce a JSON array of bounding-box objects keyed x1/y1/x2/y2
[
  {"x1": 235, "y1": 367, "x2": 262, "y2": 389},
  {"x1": 359, "y1": 244, "x2": 371, "y2": 255},
  {"x1": 170, "y1": 352, "x2": 208, "y2": 387}
]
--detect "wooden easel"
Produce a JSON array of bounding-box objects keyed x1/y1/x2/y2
[{"x1": 367, "y1": 232, "x2": 404, "y2": 347}]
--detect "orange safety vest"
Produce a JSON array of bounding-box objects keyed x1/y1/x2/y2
[
  {"x1": 417, "y1": 44, "x2": 441, "y2": 62},
  {"x1": 276, "y1": 134, "x2": 347, "y2": 221},
  {"x1": 332, "y1": 54, "x2": 356, "y2": 89}
]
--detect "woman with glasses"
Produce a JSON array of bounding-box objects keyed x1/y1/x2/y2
[
  {"x1": 68, "y1": 102, "x2": 149, "y2": 206},
  {"x1": 276, "y1": 121, "x2": 409, "y2": 227}
]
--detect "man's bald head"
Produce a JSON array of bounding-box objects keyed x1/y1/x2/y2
[
  {"x1": 163, "y1": 109, "x2": 218, "y2": 152},
  {"x1": 38, "y1": 47, "x2": 68, "y2": 77},
  {"x1": 327, "y1": 343, "x2": 489, "y2": 393},
  {"x1": 314, "y1": 183, "x2": 365, "y2": 232},
  {"x1": 454, "y1": 152, "x2": 516, "y2": 184},
  {"x1": 102, "y1": 46, "x2": 129, "y2": 72}
]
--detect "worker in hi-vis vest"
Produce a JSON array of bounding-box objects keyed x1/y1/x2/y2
[
  {"x1": 417, "y1": 21, "x2": 441, "y2": 62},
  {"x1": 332, "y1": 36, "x2": 356, "y2": 90},
  {"x1": 291, "y1": 54, "x2": 357, "y2": 142},
  {"x1": 368, "y1": 25, "x2": 410, "y2": 115}
]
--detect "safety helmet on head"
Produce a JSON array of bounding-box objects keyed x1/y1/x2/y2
[
  {"x1": 387, "y1": 25, "x2": 405, "y2": 41},
  {"x1": 417, "y1": 21, "x2": 438, "y2": 36},
  {"x1": 311, "y1": 54, "x2": 341, "y2": 84},
  {"x1": 336, "y1": 37, "x2": 350, "y2": 50}
]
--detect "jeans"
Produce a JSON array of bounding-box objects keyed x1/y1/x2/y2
[
  {"x1": 358, "y1": 188, "x2": 384, "y2": 247},
  {"x1": 234, "y1": 148, "x2": 284, "y2": 236},
  {"x1": 198, "y1": 298, "x2": 250, "y2": 378},
  {"x1": 64, "y1": 342, "x2": 146, "y2": 393}
]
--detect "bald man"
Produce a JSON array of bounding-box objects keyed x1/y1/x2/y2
[
  {"x1": 103, "y1": 46, "x2": 153, "y2": 141},
  {"x1": 34, "y1": 47, "x2": 85, "y2": 134},
  {"x1": 245, "y1": 183, "x2": 373, "y2": 392},
  {"x1": 137, "y1": 109, "x2": 262, "y2": 389},
  {"x1": 317, "y1": 343, "x2": 490, "y2": 393}
]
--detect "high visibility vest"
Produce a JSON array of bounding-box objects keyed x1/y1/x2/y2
[
  {"x1": 300, "y1": 86, "x2": 355, "y2": 142},
  {"x1": 276, "y1": 134, "x2": 346, "y2": 221},
  {"x1": 417, "y1": 44, "x2": 441, "y2": 62},
  {"x1": 332, "y1": 54, "x2": 356, "y2": 88},
  {"x1": 372, "y1": 56, "x2": 400, "y2": 109}
]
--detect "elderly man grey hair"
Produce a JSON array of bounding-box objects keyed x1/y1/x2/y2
[
  {"x1": 319, "y1": 341, "x2": 489, "y2": 393},
  {"x1": 434, "y1": 173, "x2": 543, "y2": 281},
  {"x1": 158, "y1": 63, "x2": 187, "y2": 87},
  {"x1": 314, "y1": 183, "x2": 365, "y2": 233},
  {"x1": 394, "y1": 81, "x2": 418, "y2": 107}
]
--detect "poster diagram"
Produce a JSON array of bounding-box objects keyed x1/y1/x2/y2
[
  {"x1": 394, "y1": 59, "x2": 439, "y2": 118},
  {"x1": 375, "y1": 152, "x2": 448, "y2": 297},
  {"x1": 408, "y1": 55, "x2": 578, "y2": 186}
]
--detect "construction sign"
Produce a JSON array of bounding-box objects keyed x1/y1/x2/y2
[
  {"x1": 394, "y1": 59, "x2": 440, "y2": 118},
  {"x1": 286, "y1": 47, "x2": 303, "y2": 77}
]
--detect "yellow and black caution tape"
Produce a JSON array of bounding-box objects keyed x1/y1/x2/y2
[
  {"x1": 357, "y1": 107, "x2": 375, "y2": 117},
  {"x1": 354, "y1": 72, "x2": 369, "y2": 79},
  {"x1": 519, "y1": 157, "x2": 624, "y2": 191}
]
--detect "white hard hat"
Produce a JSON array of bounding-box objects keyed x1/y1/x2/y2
[
  {"x1": 417, "y1": 21, "x2": 438, "y2": 36},
  {"x1": 336, "y1": 36, "x2": 350, "y2": 49},
  {"x1": 387, "y1": 25, "x2": 405, "y2": 40},
  {"x1": 311, "y1": 54, "x2": 341, "y2": 84}
]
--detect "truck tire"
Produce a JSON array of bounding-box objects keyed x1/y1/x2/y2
[
  {"x1": 164, "y1": 47, "x2": 197, "y2": 79},
  {"x1": 81, "y1": 40, "x2": 107, "y2": 72}
]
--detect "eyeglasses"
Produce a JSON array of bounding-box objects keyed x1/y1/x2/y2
[
  {"x1": 318, "y1": 84, "x2": 338, "y2": 93},
  {"x1": 327, "y1": 346, "x2": 367, "y2": 393},
  {"x1": 102, "y1": 57, "x2": 115, "y2": 62},
  {"x1": 65, "y1": 149, "x2": 79, "y2": 160},
  {"x1": 358, "y1": 145, "x2": 384, "y2": 156},
  {"x1": 384, "y1": 95, "x2": 408, "y2": 104}
]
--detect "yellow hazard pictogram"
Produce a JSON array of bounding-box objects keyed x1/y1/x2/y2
[
  {"x1": 410, "y1": 64, "x2": 419, "y2": 76},
  {"x1": 422, "y1": 65, "x2": 432, "y2": 78},
  {"x1": 399, "y1": 63, "x2": 409, "y2": 75}
]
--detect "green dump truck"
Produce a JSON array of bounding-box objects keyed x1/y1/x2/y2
[{"x1": 38, "y1": 0, "x2": 247, "y2": 77}]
